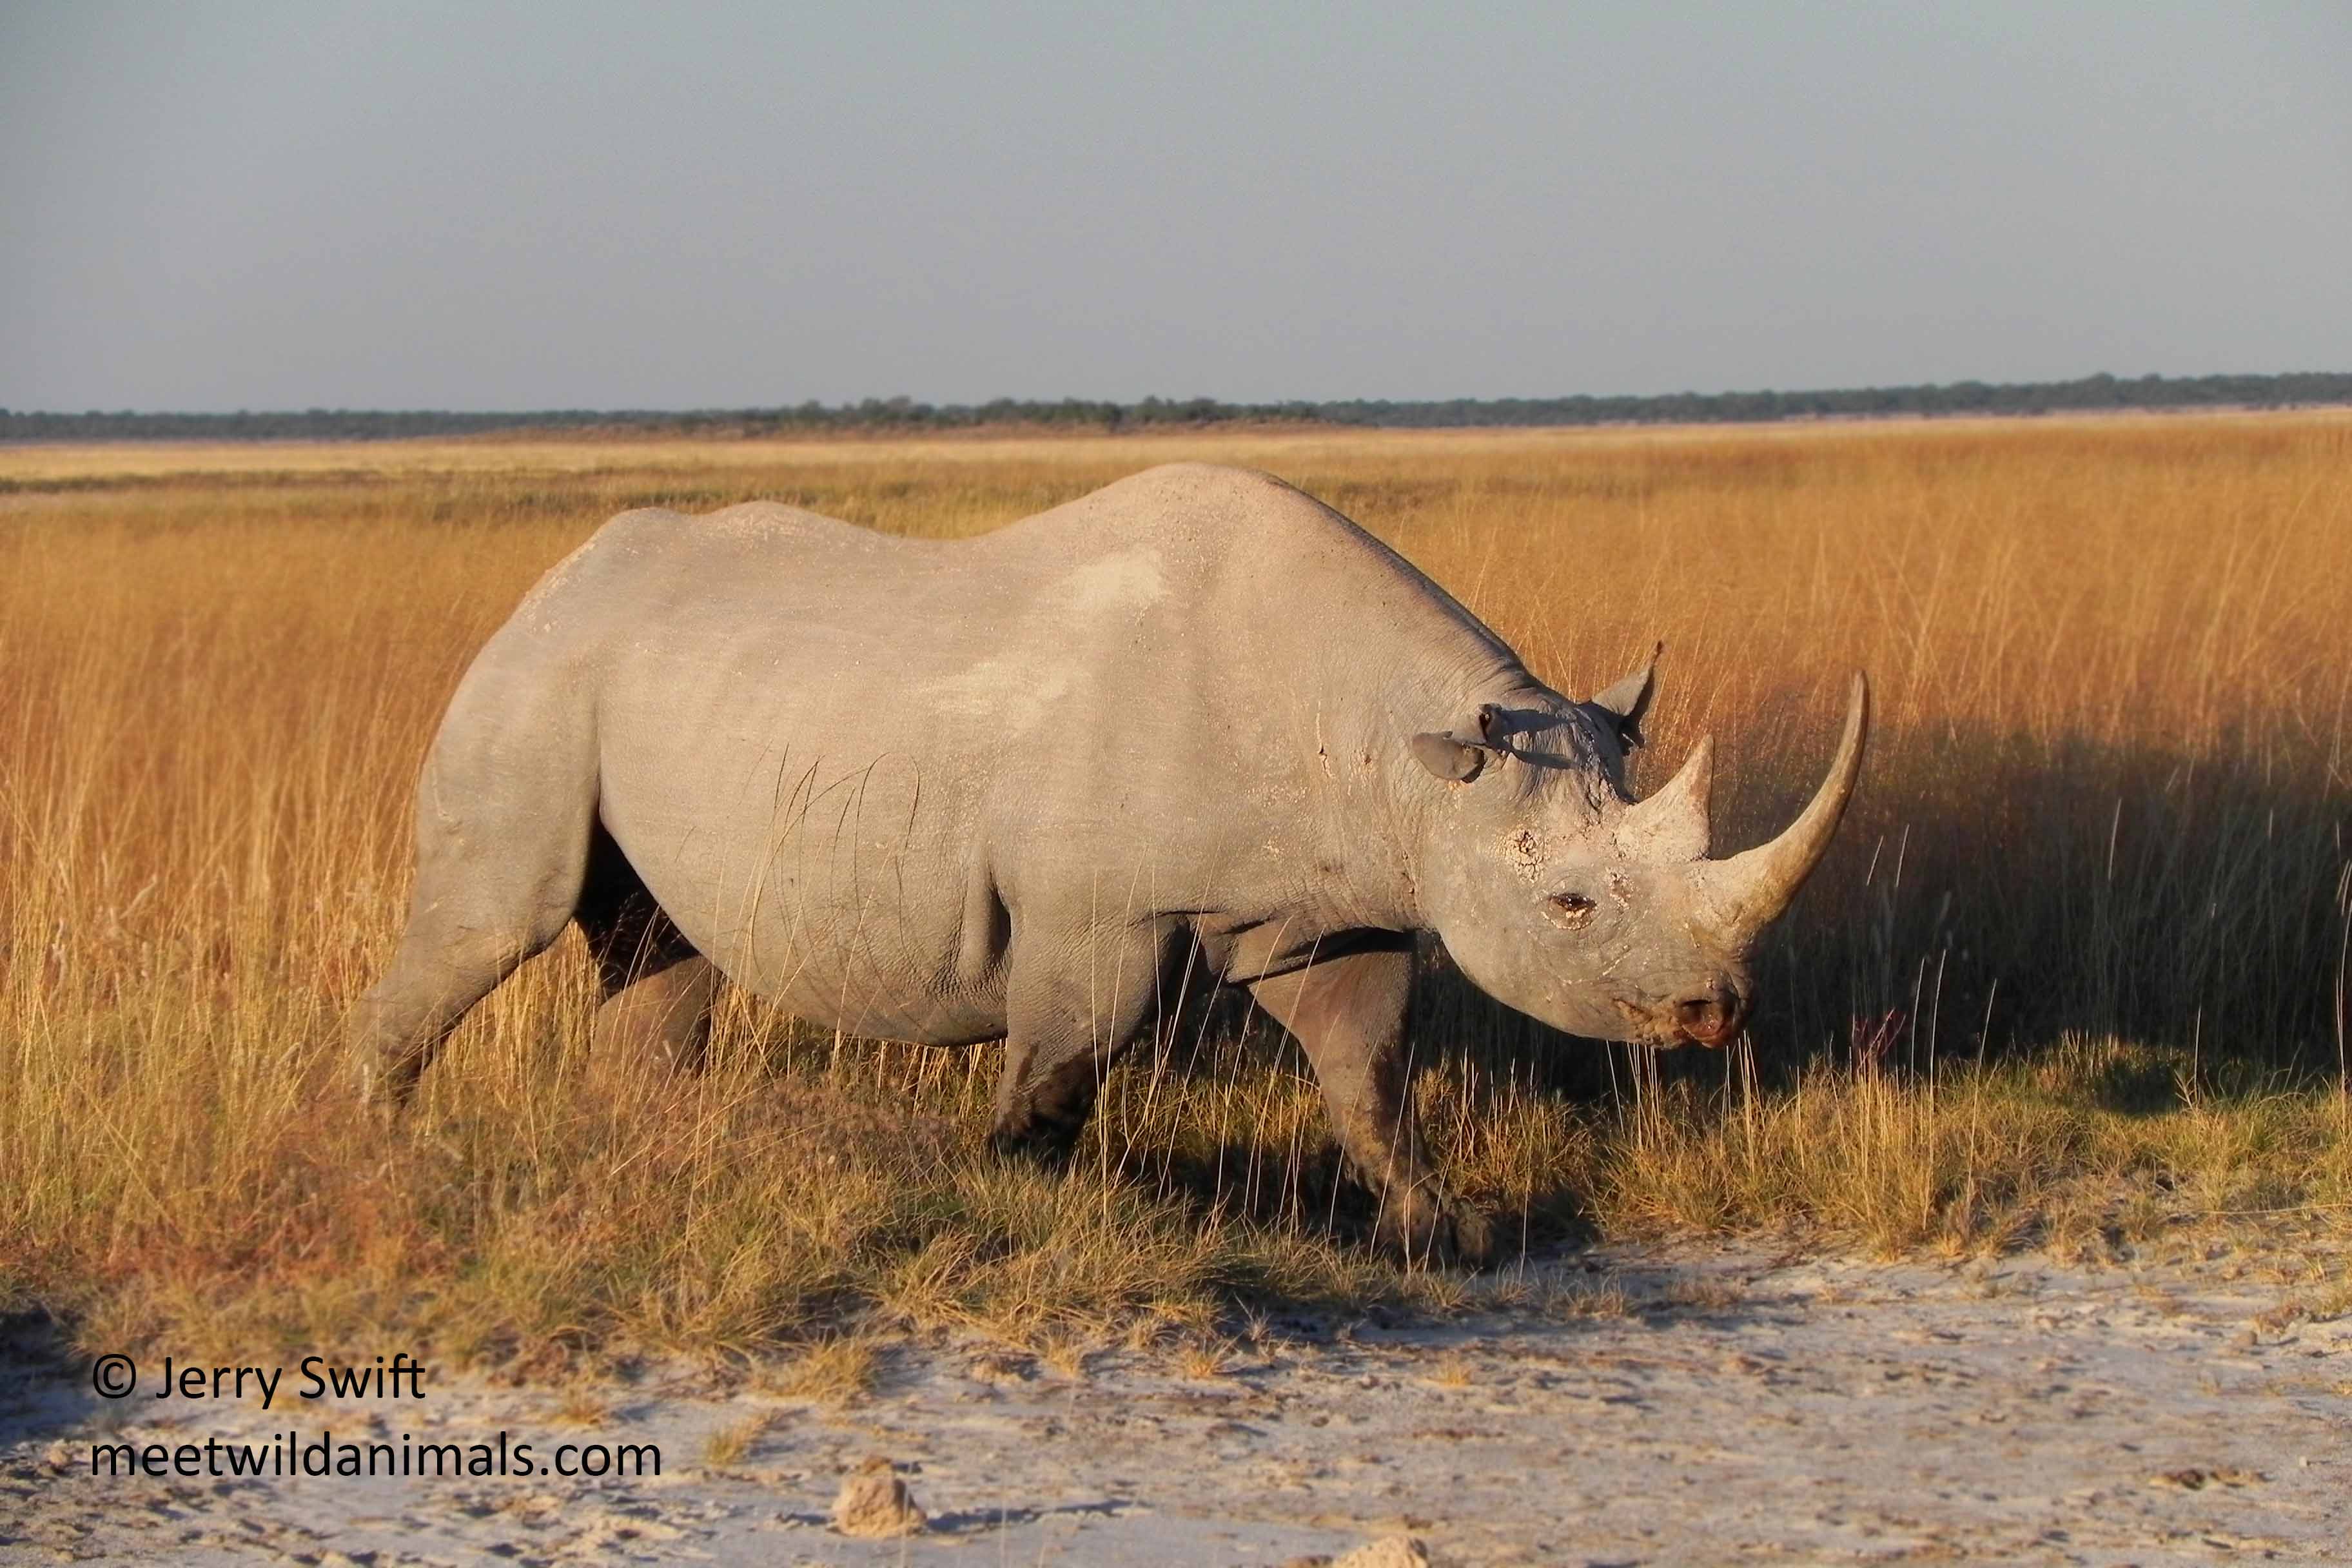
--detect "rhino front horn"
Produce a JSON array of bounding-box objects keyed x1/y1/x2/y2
[{"x1": 1701, "y1": 672, "x2": 1870, "y2": 942}]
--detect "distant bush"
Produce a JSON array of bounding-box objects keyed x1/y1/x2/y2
[{"x1": 6, "y1": 370, "x2": 2349, "y2": 442}]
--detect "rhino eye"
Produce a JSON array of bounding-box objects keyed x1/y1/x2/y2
[{"x1": 1544, "y1": 892, "x2": 1596, "y2": 930}]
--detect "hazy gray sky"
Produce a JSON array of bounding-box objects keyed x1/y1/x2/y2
[{"x1": 5, "y1": 2, "x2": 2347, "y2": 411}]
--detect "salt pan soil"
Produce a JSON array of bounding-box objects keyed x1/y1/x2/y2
[{"x1": 5, "y1": 1239, "x2": 2346, "y2": 1565}]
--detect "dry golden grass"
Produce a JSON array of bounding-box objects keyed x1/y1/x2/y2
[
  {"x1": 700, "y1": 1411, "x2": 772, "y2": 1468},
  {"x1": 3, "y1": 414, "x2": 2347, "y2": 1371},
  {"x1": 746, "y1": 1337, "x2": 882, "y2": 1407}
]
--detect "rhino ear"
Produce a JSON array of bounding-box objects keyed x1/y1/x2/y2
[
  {"x1": 1588, "y1": 643, "x2": 1662, "y2": 751},
  {"x1": 1413, "y1": 703, "x2": 1507, "y2": 782},
  {"x1": 1410, "y1": 730, "x2": 1489, "y2": 783}
]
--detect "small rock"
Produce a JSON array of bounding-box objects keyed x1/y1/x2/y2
[
  {"x1": 41, "y1": 1442, "x2": 72, "y2": 1475},
  {"x1": 1335, "y1": 1538, "x2": 1434, "y2": 1568},
  {"x1": 831, "y1": 1456, "x2": 926, "y2": 1538}
]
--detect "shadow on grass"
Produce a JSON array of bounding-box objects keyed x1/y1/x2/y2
[{"x1": 0, "y1": 1309, "x2": 104, "y2": 1460}]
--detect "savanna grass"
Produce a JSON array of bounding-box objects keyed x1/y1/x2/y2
[{"x1": 3, "y1": 415, "x2": 2347, "y2": 1369}]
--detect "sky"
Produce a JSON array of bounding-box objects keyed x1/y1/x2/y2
[{"x1": 3, "y1": 2, "x2": 2348, "y2": 411}]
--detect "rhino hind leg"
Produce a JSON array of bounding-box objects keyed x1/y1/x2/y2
[
  {"x1": 1246, "y1": 942, "x2": 1493, "y2": 1268},
  {"x1": 988, "y1": 921, "x2": 1182, "y2": 1163},
  {"x1": 574, "y1": 825, "x2": 718, "y2": 1079},
  {"x1": 350, "y1": 805, "x2": 596, "y2": 1110}
]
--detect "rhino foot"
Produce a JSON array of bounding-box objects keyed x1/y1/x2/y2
[
  {"x1": 348, "y1": 1046, "x2": 420, "y2": 1124},
  {"x1": 986, "y1": 1120, "x2": 1087, "y2": 1169},
  {"x1": 1374, "y1": 1191, "x2": 1495, "y2": 1271}
]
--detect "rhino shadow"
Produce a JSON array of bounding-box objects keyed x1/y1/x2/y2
[
  {"x1": 1734, "y1": 716, "x2": 2348, "y2": 1083},
  {"x1": 0, "y1": 1310, "x2": 108, "y2": 1464},
  {"x1": 1001, "y1": 716, "x2": 2345, "y2": 1271}
]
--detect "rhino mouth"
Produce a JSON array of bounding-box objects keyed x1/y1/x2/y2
[
  {"x1": 1612, "y1": 998, "x2": 1741, "y2": 1050},
  {"x1": 1612, "y1": 999, "x2": 1690, "y2": 1048}
]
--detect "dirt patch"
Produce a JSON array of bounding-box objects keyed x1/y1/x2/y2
[{"x1": 4, "y1": 1240, "x2": 2346, "y2": 1565}]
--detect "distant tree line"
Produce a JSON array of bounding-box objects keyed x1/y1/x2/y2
[{"x1": 5, "y1": 371, "x2": 2349, "y2": 442}]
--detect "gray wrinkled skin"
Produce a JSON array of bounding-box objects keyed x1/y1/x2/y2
[{"x1": 354, "y1": 464, "x2": 1867, "y2": 1262}]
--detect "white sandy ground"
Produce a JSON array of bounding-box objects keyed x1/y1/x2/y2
[{"x1": 5, "y1": 1239, "x2": 2346, "y2": 1566}]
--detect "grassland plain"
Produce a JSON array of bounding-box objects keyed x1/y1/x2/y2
[{"x1": 1, "y1": 414, "x2": 2348, "y2": 1384}]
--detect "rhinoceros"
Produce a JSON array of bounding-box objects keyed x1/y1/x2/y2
[{"x1": 354, "y1": 463, "x2": 1866, "y2": 1260}]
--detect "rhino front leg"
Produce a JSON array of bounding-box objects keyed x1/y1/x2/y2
[
  {"x1": 590, "y1": 957, "x2": 719, "y2": 1077},
  {"x1": 989, "y1": 921, "x2": 1178, "y2": 1164},
  {"x1": 1248, "y1": 942, "x2": 1492, "y2": 1267}
]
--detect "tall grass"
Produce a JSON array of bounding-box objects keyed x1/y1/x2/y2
[{"x1": 3, "y1": 415, "x2": 2347, "y2": 1367}]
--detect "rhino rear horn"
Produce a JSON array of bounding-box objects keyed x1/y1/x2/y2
[{"x1": 1618, "y1": 733, "x2": 1713, "y2": 859}]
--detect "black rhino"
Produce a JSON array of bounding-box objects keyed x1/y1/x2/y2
[{"x1": 355, "y1": 464, "x2": 1866, "y2": 1260}]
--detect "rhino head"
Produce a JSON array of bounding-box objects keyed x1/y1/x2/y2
[{"x1": 1408, "y1": 656, "x2": 1868, "y2": 1048}]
